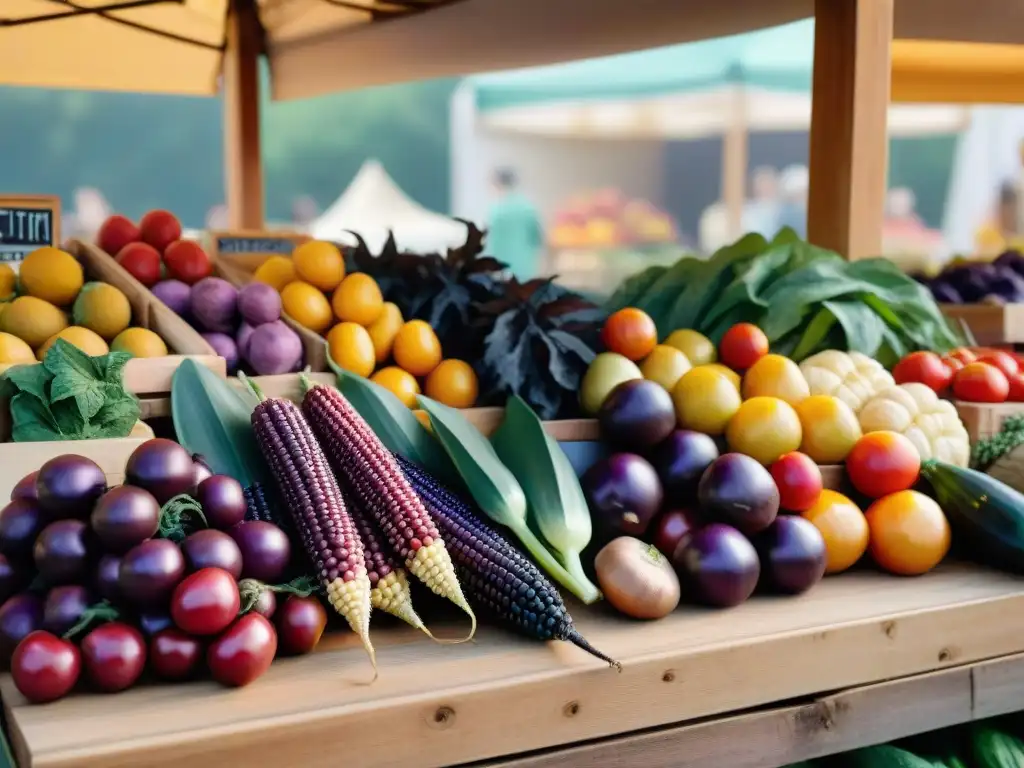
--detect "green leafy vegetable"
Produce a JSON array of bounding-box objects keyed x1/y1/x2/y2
[{"x1": 0, "y1": 339, "x2": 139, "y2": 442}]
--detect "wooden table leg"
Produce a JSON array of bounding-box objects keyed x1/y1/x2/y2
[
  {"x1": 806, "y1": 0, "x2": 894, "y2": 259},
  {"x1": 223, "y1": 0, "x2": 265, "y2": 230}
]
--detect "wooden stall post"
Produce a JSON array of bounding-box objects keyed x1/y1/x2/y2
[
  {"x1": 223, "y1": 0, "x2": 265, "y2": 231},
  {"x1": 722, "y1": 89, "x2": 749, "y2": 240},
  {"x1": 806, "y1": 0, "x2": 894, "y2": 259}
]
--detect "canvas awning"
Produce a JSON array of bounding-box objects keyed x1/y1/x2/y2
[{"x1": 311, "y1": 160, "x2": 468, "y2": 253}]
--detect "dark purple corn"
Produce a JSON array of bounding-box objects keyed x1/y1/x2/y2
[
  {"x1": 299, "y1": 378, "x2": 475, "y2": 637},
  {"x1": 396, "y1": 455, "x2": 619, "y2": 668},
  {"x1": 250, "y1": 395, "x2": 375, "y2": 674}
]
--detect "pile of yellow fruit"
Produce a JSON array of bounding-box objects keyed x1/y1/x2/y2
[
  {"x1": 0, "y1": 247, "x2": 168, "y2": 368},
  {"x1": 252, "y1": 241, "x2": 478, "y2": 409}
]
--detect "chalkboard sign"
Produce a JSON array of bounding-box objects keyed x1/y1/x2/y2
[
  {"x1": 210, "y1": 230, "x2": 310, "y2": 270},
  {"x1": 0, "y1": 195, "x2": 61, "y2": 268}
]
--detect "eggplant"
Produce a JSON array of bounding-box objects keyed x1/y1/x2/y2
[
  {"x1": 930, "y1": 281, "x2": 963, "y2": 304},
  {"x1": 994, "y1": 249, "x2": 1024, "y2": 277},
  {"x1": 945, "y1": 264, "x2": 996, "y2": 303},
  {"x1": 990, "y1": 266, "x2": 1024, "y2": 301}
]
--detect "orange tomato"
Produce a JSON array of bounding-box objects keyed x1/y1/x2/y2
[
  {"x1": 326, "y1": 322, "x2": 375, "y2": 378},
  {"x1": 601, "y1": 308, "x2": 657, "y2": 361},
  {"x1": 846, "y1": 431, "x2": 921, "y2": 499},
  {"x1": 332, "y1": 273, "x2": 384, "y2": 326},
  {"x1": 718, "y1": 323, "x2": 769, "y2": 371},
  {"x1": 370, "y1": 366, "x2": 420, "y2": 408},
  {"x1": 865, "y1": 490, "x2": 950, "y2": 576},
  {"x1": 801, "y1": 489, "x2": 869, "y2": 574},
  {"x1": 425, "y1": 359, "x2": 479, "y2": 408},
  {"x1": 392, "y1": 320, "x2": 442, "y2": 377}
]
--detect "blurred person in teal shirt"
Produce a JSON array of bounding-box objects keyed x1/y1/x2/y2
[{"x1": 487, "y1": 169, "x2": 544, "y2": 280}]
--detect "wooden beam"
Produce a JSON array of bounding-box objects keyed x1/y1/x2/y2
[
  {"x1": 806, "y1": 0, "x2": 893, "y2": 259},
  {"x1": 223, "y1": 0, "x2": 264, "y2": 230}
]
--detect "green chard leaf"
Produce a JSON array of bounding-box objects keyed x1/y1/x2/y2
[
  {"x1": 48, "y1": 396, "x2": 88, "y2": 438},
  {"x1": 44, "y1": 340, "x2": 106, "y2": 422},
  {"x1": 98, "y1": 351, "x2": 133, "y2": 384},
  {"x1": 9, "y1": 393, "x2": 64, "y2": 442},
  {"x1": 790, "y1": 307, "x2": 838, "y2": 361},
  {"x1": 1, "y1": 362, "x2": 53, "y2": 402},
  {"x1": 94, "y1": 396, "x2": 141, "y2": 438},
  {"x1": 821, "y1": 299, "x2": 886, "y2": 356}
]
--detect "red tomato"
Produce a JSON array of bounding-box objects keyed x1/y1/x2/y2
[
  {"x1": 719, "y1": 323, "x2": 769, "y2": 371},
  {"x1": 171, "y1": 568, "x2": 241, "y2": 636},
  {"x1": 81, "y1": 622, "x2": 146, "y2": 692},
  {"x1": 139, "y1": 209, "x2": 182, "y2": 254},
  {"x1": 275, "y1": 595, "x2": 327, "y2": 655},
  {"x1": 115, "y1": 242, "x2": 162, "y2": 288},
  {"x1": 947, "y1": 347, "x2": 977, "y2": 365},
  {"x1": 601, "y1": 308, "x2": 657, "y2": 361},
  {"x1": 208, "y1": 613, "x2": 277, "y2": 687},
  {"x1": 149, "y1": 628, "x2": 203, "y2": 681},
  {"x1": 11, "y1": 631, "x2": 80, "y2": 703},
  {"x1": 1009, "y1": 373, "x2": 1024, "y2": 402},
  {"x1": 163, "y1": 240, "x2": 213, "y2": 285},
  {"x1": 892, "y1": 351, "x2": 954, "y2": 393},
  {"x1": 943, "y1": 356, "x2": 965, "y2": 374},
  {"x1": 846, "y1": 432, "x2": 921, "y2": 499},
  {"x1": 770, "y1": 452, "x2": 824, "y2": 511},
  {"x1": 977, "y1": 351, "x2": 1020, "y2": 379},
  {"x1": 953, "y1": 362, "x2": 1010, "y2": 403}
]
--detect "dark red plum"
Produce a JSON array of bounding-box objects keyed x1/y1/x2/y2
[
  {"x1": 230, "y1": 522, "x2": 291, "y2": 583},
  {"x1": 0, "y1": 593, "x2": 43, "y2": 662},
  {"x1": 124, "y1": 439, "x2": 195, "y2": 505},
  {"x1": 91, "y1": 486, "x2": 161, "y2": 554},
  {"x1": 0, "y1": 555, "x2": 24, "y2": 606},
  {"x1": 150, "y1": 628, "x2": 203, "y2": 680},
  {"x1": 34, "y1": 519, "x2": 94, "y2": 586},
  {"x1": 697, "y1": 453, "x2": 780, "y2": 535},
  {"x1": 275, "y1": 595, "x2": 327, "y2": 655},
  {"x1": 94, "y1": 554, "x2": 122, "y2": 603},
  {"x1": 197, "y1": 475, "x2": 247, "y2": 530},
  {"x1": 675, "y1": 523, "x2": 760, "y2": 608},
  {"x1": 598, "y1": 379, "x2": 676, "y2": 451},
  {"x1": 10, "y1": 472, "x2": 38, "y2": 502},
  {"x1": 191, "y1": 455, "x2": 214, "y2": 493},
  {"x1": 119, "y1": 539, "x2": 186, "y2": 609},
  {"x1": 582, "y1": 453, "x2": 663, "y2": 539},
  {"x1": 181, "y1": 529, "x2": 243, "y2": 579},
  {"x1": 754, "y1": 516, "x2": 827, "y2": 595},
  {"x1": 651, "y1": 430, "x2": 720, "y2": 504},
  {"x1": 43, "y1": 585, "x2": 93, "y2": 635},
  {"x1": 0, "y1": 500, "x2": 47, "y2": 562},
  {"x1": 36, "y1": 455, "x2": 107, "y2": 519},
  {"x1": 650, "y1": 508, "x2": 702, "y2": 560}
]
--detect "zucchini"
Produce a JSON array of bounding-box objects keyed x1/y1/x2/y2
[
  {"x1": 973, "y1": 726, "x2": 1024, "y2": 768},
  {"x1": 919, "y1": 459, "x2": 1024, "y2": 572},
  {"x1": 840, "y1": 745, "x2": 934, "y2": 767}
]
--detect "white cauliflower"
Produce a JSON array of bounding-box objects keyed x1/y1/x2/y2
[
  {"x1": 799, "y1": 351, "x2": 895, "y2": 413},
  {"x1": 858, "y1": 383, "x2": 971, "y2": 467}
]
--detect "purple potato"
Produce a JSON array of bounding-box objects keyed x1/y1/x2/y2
[
  {"x1": 34, "y1": 519, "x2": 94, "y2": 586},
  {"x1": 0, "y1": 555, "x2": 24, "y2": 606},
  {"x1": 125, "y1": 439, "x2": 196, "y2": 505},
  {"x1": 43, "y1": 585, "x2": 93, "y2": 636},
  {"x1": 119, "y1": 539, "x2": 186, "y2": 609},
  {"x1": 190, "y1": 277, "x2": 238, "y2": 334},
  {"x1": 181, "y1": 529, "x2": 243, "y2": 579},
  {"x1": 247, "y1": 321, "x2": 303, "y2": 375},
  {"x1": 236, "y1": 322, "x2": 256, "y2": 360},
  {"x1": 252, "y1": 589, "x2": 277, "y2": 620},
  {"x1": 675, "y1": 523, "x2": 760, "y2": 608},
  {"x1": 230, "y1": 521, "x2": 291, "y2": 583},
  {"x1": 581, "y1": 453, "x2": 664, "y2": 540},
  {"x1": 191, "y1": 455, "x2": 214, "y2": 493},
  {"x1": 91, "y1": 486, "x2": 161, "y2": 554},
  {"x1": 0, "y1": 500, "x2": 47, "y2": 562},
  {"x1": 11, "y1": 472, "x2": 38, "y2": 502},
  {"x1": 651, "y1": 430, "x2": 720, "y2": 505},
  {"x1": 137, "y1": 612, "x2": 174, "y2": 637},
  {"x1": 36, "y1": 454, "x2": 107, "y2": 519},
  {"x1": 598, "y1": 379, "x2": 676, "y2": 451},
  {"x1": 197, "y1": 475, "x2": 247, "y2": 530},
  {"x1": 697, "y1": 453, "x2": 780, "y2": 535},
  {"x1": 754, "y1": 516, "x2": 827, "y2": 595},
  {"x1": 151, "y1": 279, "x2": 192, "y2": 317},
  {"x1": 95, "y1": 554, "x2": 122, "y2": 603},
  {"x1": 238, "y1": 282, "x2": 282, "y2": 326},
  {"x1": 0, "y1": 593, "x2": 43, "y2": 662},
  {"x1": 202, "y1": 332, "x2": 239, "y2": 374}
]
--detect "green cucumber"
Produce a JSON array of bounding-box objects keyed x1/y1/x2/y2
[{"x1": 973, "y1": 726, "x2": 1024, "y2": 768}]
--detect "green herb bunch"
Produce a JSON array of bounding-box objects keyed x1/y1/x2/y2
[{"x1": 1, "y1": 338, "x2": 140, "y2": 442}]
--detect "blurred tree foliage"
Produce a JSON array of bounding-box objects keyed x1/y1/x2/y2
[{"x1": 0, "y1": 75, "x2": 457, "y2": 229}]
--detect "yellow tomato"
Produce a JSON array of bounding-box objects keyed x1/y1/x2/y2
[
  {"x1": 425, "y1": 359, "x2": 479, "y2": 408},
  {"x1": 801, "y1": 489, "x2": 870, "y2": 574},
  {"x1": 700, "y1": 363, "x2": 741, "y2": 391},
  {"x1": 37, "y1": 326, "x2": 109, "y2": 360},
  {"x1": 326, "y1": 322, "x2": 375, "y2": 378},
  {"x1": 253, "y1": 256, "x2": 296, "y2": 292},
  {"x1": 639, "y1": 344, "x2": 691, "y2": 391},
  {"x1": 332, "y1": 273, "x2": 384, "y2": 326},
  {"x1": 281, "y1": 281, "x2": 333, "y2": 334},
  {"x1": 725, "y1": 396, "x2": 803, "y2": 465},
  {"x1": 795, "y1": 395, "x2": 862, "y2": 464},
  {"x1": 292, "y1": 240, "x2": 345, "y2": 292},
  {"x1": 672, "y1": 366, "x2": 741, "y2": 435},
  {"x1": 392, "y1": 320, "x2": 442, "y2": 377},
  {"x1": 367, "y1": 302, "x2": 403, "y2": 363},
  {"x1": 742, "y1": 354, "x2": 810, "y2": 406},
  {"x1": 664, "y1": 329, "x2": 716, "y2": 366},
  {"x1": 865, "y1": 490, "x2": 950, "y2": 576},
  {"x1": 370, "y1": 366, "x2": 420, "y2": 408}
]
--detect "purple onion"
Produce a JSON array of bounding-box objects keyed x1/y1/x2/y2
[
  {"x1": 236, "y1": 322, "x2": 255, "y2": 360},
  {"x1": 124, "y1": 439, "x2": 195, "y2": 505},
  {"x1": 36, "y1": 454, "x2": 107, "y2": 519},
  {"x1": 10, "y1": 472, "x2": 38, "y2": 502},
  {"x1": 181, "y1": 529, "x2": 243, "y2": 579},
  {"x1": 151, "y1": 279, "x2": 192, "y2": 317},
  {"x1": 197, "y1": 475, "x2": 246, "y2": 530},
  {"x1": 90, "y1": 486, "x2": 161, "y2": 554},
  {"x1": 34, "y1": 519, "x2": 94, "y2": 586},
  {"x1": 238, "y1": 282, "x2": 282, "y2": 326},
  {"x1": 0, "y1": 555, "x2": 24, "y2": 606},
  {"x1": 202, "y1": 332, "x2": 239, "y2": 374},
  {"x1": 0, "y1": 593, "x2": 43, "y2": 662},
  {"x1": 95, "y1": 554, "x2": 122, "y2": 603},
  {"x1": 0, "y1": 500, "x2": 47, "y2": 562},
  {"x1": 43, "y1": 585, "x2": 93, "y2": 635},
  {"x1": 230, "y1": 521, "x2": 291, "y2": 583},
  {"x1": 119, "y1": 539, "x2": 186, "y2": 609}
]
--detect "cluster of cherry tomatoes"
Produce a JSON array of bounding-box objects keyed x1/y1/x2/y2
[{"x1": 894, "y1": 347, "x2": 1024, "y2": 403}]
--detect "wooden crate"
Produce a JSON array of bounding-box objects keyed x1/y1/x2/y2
[
  {"x1": 941, "y1": 303, "x2": 1024, "y2": 345},
  {"x1": 66, "y1": 240, "x2": 226, "y2": 400},
  {"x1": 955, "y1": 400, "x2": 1024, "y2": 442},
  {"x1": 214, "y1": 258, "x2": 328, "y2": 371}
]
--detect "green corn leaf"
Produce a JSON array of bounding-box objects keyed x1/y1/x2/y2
[{"x1": 491, "y1": 396, "x2": 601, "y2": 604}]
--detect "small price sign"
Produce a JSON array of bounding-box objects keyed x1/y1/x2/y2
[
  {"x1": 210, "y1": 230, "x2": 310, "y2": 270},
  {"x1": 0, "y1": 195, "x2": 61, "y2": 269}
]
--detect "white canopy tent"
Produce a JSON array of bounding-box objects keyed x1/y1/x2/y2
[{"x1": 311, "y1": 160, "x2": 469, "y2": 253}]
